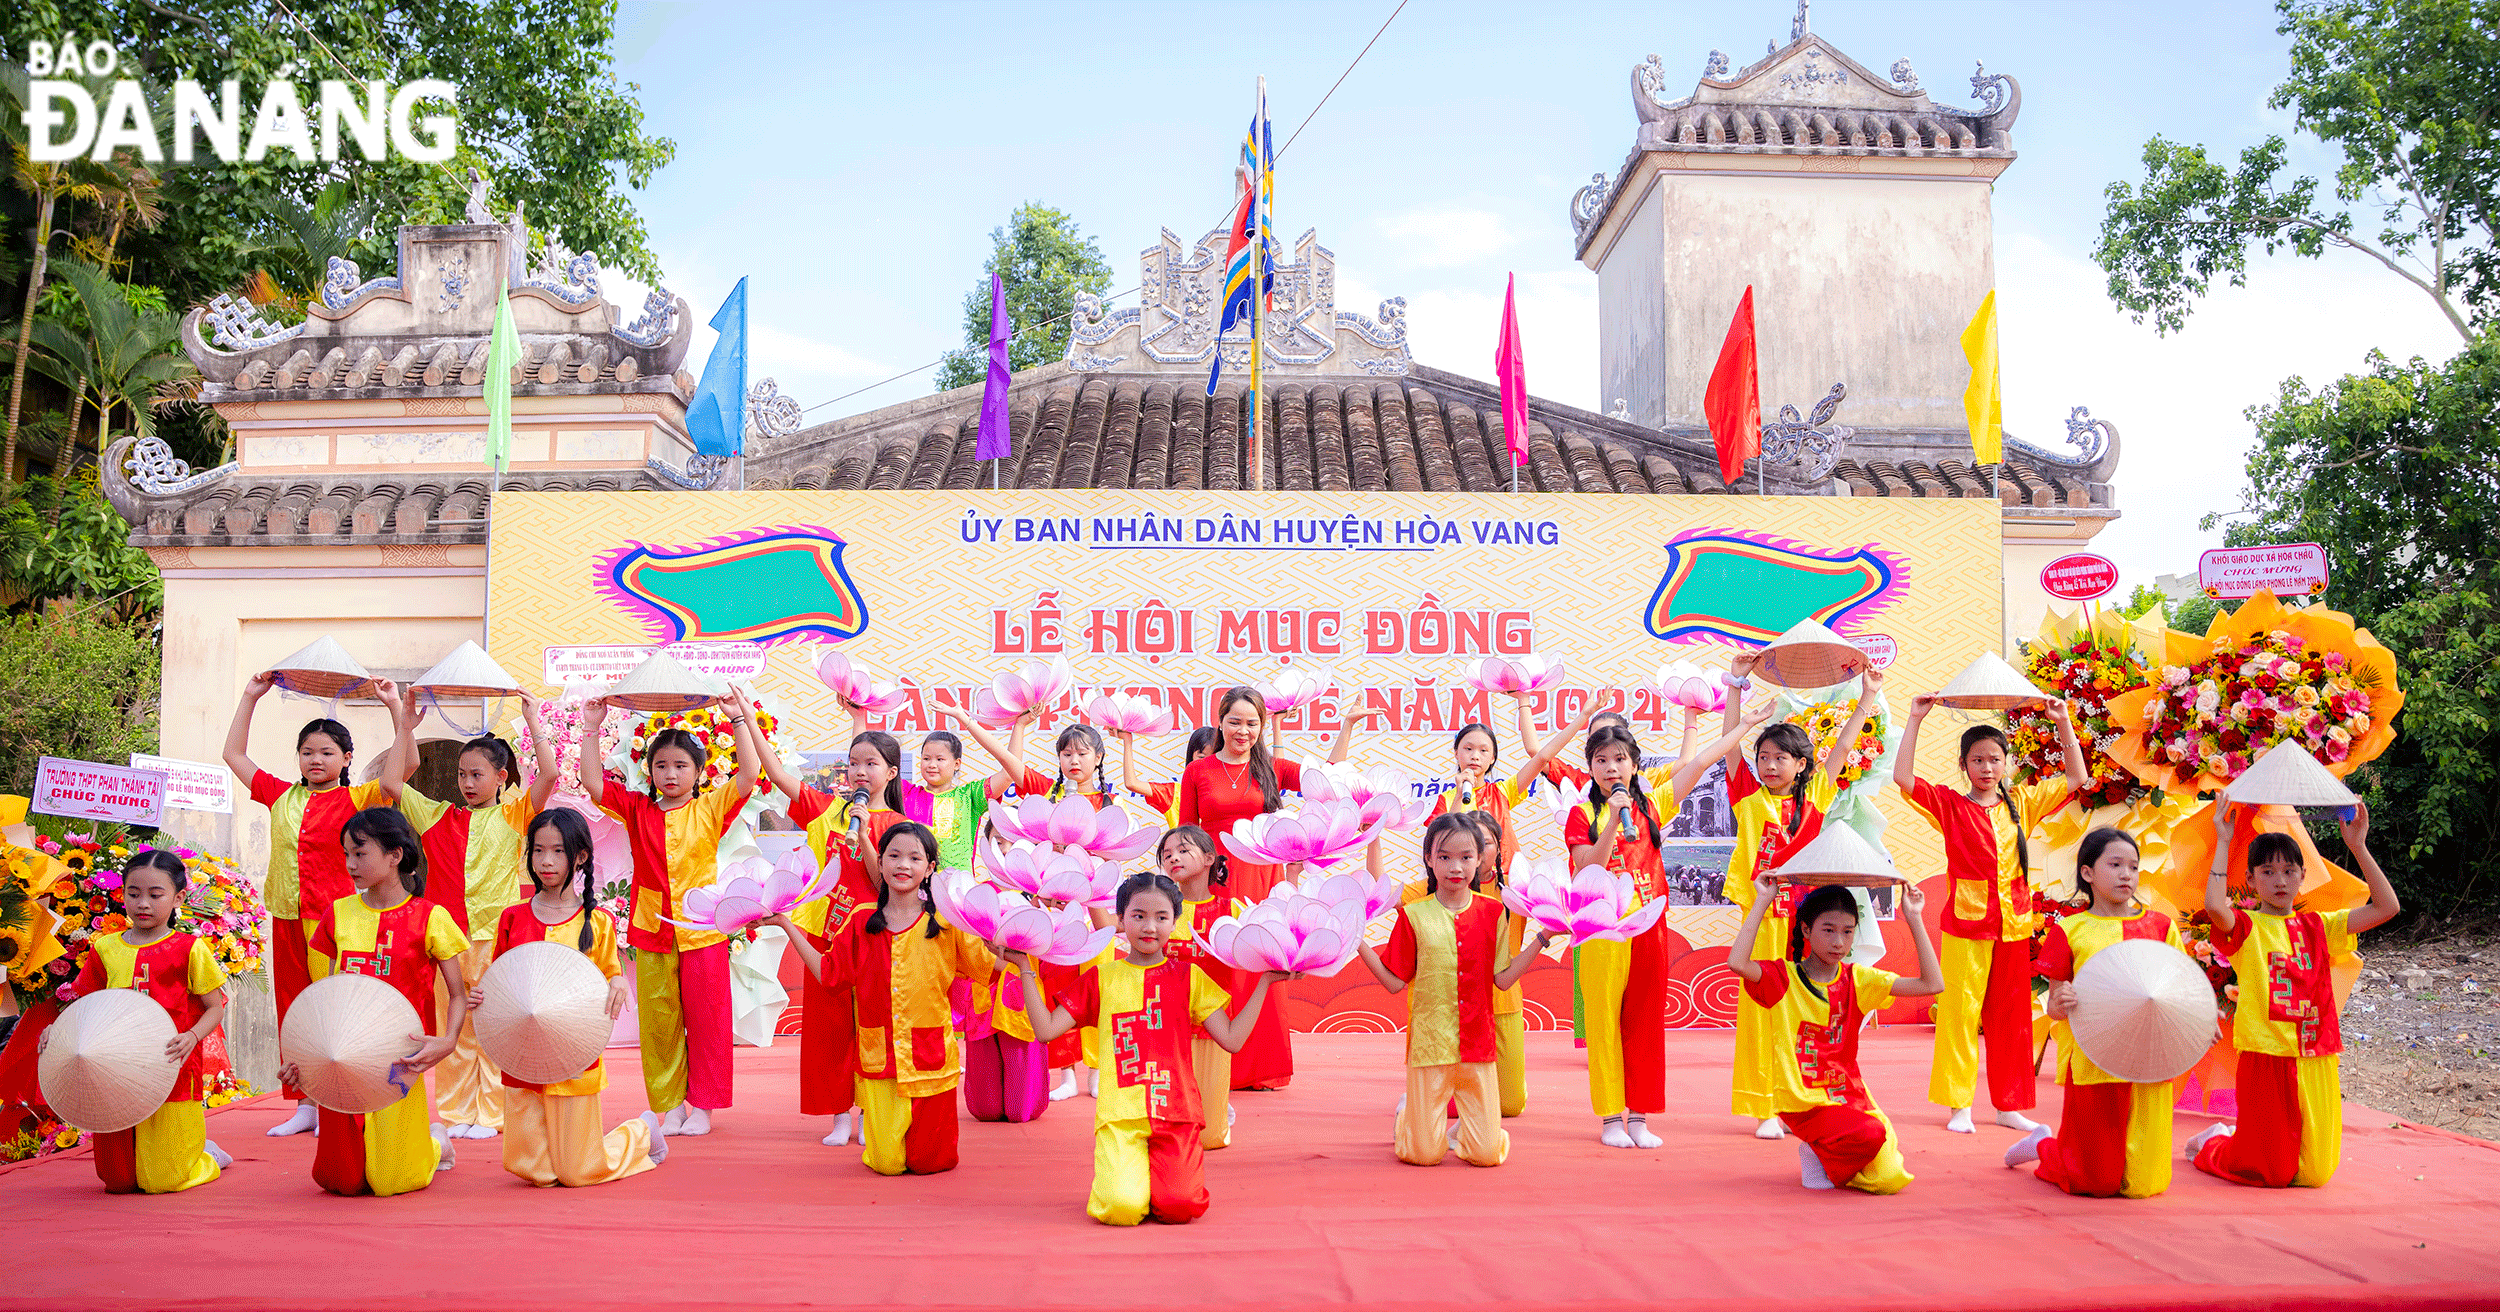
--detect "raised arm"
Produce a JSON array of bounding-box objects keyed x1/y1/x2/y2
[
  {"x1": 385, "y1": 684, "x2": 421, "y2": 797},
  {"x1": 1884, "y1": 882, "x2": 1944, "y2": 997},
  {"x1": 1675, "y1": 705, "x2": 1701, "y2": 767},
  {"x1": 1822, "y1": 665, "x2": 1881, "y2": 787},
  {"x1": 1893, "y1": 693, "x2": 1935, "y2": 792},
  {"x1": 1726, "y1": 875, "x2": 1783, "y2": 984},
  {"x1": 520, "y1": 695, "x2": 561, "y2": 810},
  {"x1": 2045, "y1": 697, "x2": 2091, "y2": 794},
  {"x1": 1198, "y1": 971, "x2": 1286, "y2": 1051},
  {"x1": 224, "y1": 672, "x2": 276, "y2": 784},
  {"x1": 722, "y1": 696, "x2": 763, "y2": 800},
  {"x1": 2340, "y1": 801, "x2": 2402, "y2": 934},
  {"x1": 1720, "y1": 650, "x2": 1760, "y2": 768},
  {"x1": 1326, "y1": 708, "x2": 1379, "y2": 764},
  {"x1": 578, "y1": 698, "x2": 611, "y2": 809},
  {"x1": 1671, "y1": 699, "x2": 1773, "y2": 804},
  {"x1": 936, "y1": 701, "x2": 1028, "y2": 790},
  {"x1": 1509, "y1": 695, "x2": 1599, "y2": 792},
  {"x1": 1116, "y1": 728, "x2": 1150, "y2": 797},
  {"x1": 2204, "y1": 788, "x2": 2241, "y2": 937},
  {"x1": 1491, "y1": 927, "x2": 1557, "y2": 990}
]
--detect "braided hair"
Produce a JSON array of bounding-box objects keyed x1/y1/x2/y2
[
  {"x1": 526, "y1": 807, "x2": 602, "y2": 950},
  {"x1": 865, "y1": 821, "x2": 943, "y2": 939},
  {"x1": 1158, "y1": 824, "x2": 1229, "y2": 889},
  {"x1": 295, "y1": 718, "x2": 353, "y2": 788},
  {"x1": 1583, "y1": 725, "x2": 1661, "y2": 848},
  {"x1": 1050, "y1": 723, "x2": 1109, "y2": 802},
  {"x1": 1958, "y1": 725, "x2": 2030, "y2": 878},
  {"x1": 644, "y1": 728, "x2": 706, "y2": 801},
  {"x1": 1422, "y1": 812, "x2": 1488, "y2": 891},
  {"x1": 1787, "y1": 884, "x2": 1861, "y2": 964},
  {"x1": 1755, "y1": 722, "x2": 1818, "y2": 835}
]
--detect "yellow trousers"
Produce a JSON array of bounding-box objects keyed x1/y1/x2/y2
[
  {"x1": 1087, "y1": 1117, "x2": 1208, "y2": 1226},
  {"x1": 1194, "y1": 1037, "x2": 1232, "y2": 1150},
  {"x1": 1928, "y1": 934, "x2": 2037, "y2": 1111},
  {"x1": 431, "y1": 944, "x2": 503, "y2": 1128},
  {"x1": 1397, "y1": 1061, "x2": 1507, "y2": 1167},
  {"x1": 1846, "y1": 1109, "x2": 1913, "y2": 1195},
  {"x1": 313, "y1": 1079, "x2": 437, "y2": 1197},
  {"x1": 501, "y1": 1088, "x2": 655, "y2": 1187},
  {"x1": 95, "y1": 1100, "x2": 220, "y2": 1194},
  {"x1": 1495, "y1": 1012, "x2": 1526, "y2": 1117},
  {"x1": 2288, "y1": 1054, "x2": 2344, "y2": 1187}
]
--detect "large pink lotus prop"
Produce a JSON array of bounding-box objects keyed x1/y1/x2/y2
[
  {"x1": 933, "y1": 871, "x2": 1109, "y2": 965},
  {"x1": 1645, "y1": 661, "x2": 1726, "y2": 713},
  {"x1": 986, "y1": 795, "x2": 1159, "y2": 862},
  {"x1": 1537, "y1": 777, "x2": 1591, "y2": 827},
  {"x1": 1500, "y1": 856, "x2": 1666, "y2": 947},
  {"x1": 981, "y1": 840, "x2": 1120, "y2": 908},
  {"x1": 1303, "y1": 764, "x2": 1434, "y2": 831},
  {"x1": 1220, "y1": 798, "x2": 1390, "y2": 870},
  {"x1": 1467, "y1": 654, "x2": 1567, "y2": 695},
  {"x1": 1203, "y1": 890, "x2": 1363, "y2": 977},
  {"x1": 1085, "y1": 692, "x2": 1172, "y2": 736},
  {"x1": 663, "y1": 849, "x2": 837, "y2": 936},
  {"x1": 1256, "y1": 663, "x2": 1336, "y2": 715},
  {"x1": 815, "y1": 650, "x2": 911, "y2": 715},
  {"x1": 1291, "y1": 868, "x2": 1404, "y2": 924},
  {"x1": 971, "y1": 656, "x2": 1074, "y2": 728}
]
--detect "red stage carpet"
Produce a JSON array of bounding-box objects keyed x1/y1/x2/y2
[{"x1": 8, "y1": 1029, "x2": 2499, "y2": 1312}]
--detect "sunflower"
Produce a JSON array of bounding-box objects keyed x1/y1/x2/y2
[{"x1": 60, "y1": 850, "x2": 91, "y2": 876}]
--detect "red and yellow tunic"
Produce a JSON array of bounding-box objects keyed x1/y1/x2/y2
[
  {"x1": 2034, "y1": 908, "x2": 2185, "y2": 1198},
  {"x1": 2215, "y1": 909, "x2": 2351, "y2": 1060},
  {"x1": 493, "y1": 903, "x2": 622, "y2": 1098},
  {"x1": 1134, "y1": 781, "x2": 1180, "y2": 825},
  {"x1": 2041, "y1": 911, "x2": 2184, "y2": 1083},
  {"x1": 1904, "y1": 778, "x2": 2072, "y2": 942},
  {"x1": 786, "y1": 785, "x2": 898, "y2": 939},
  {"x1": 1016, "y1": 767, "x2": 1116, "y2": 810},
  {"x1": 816, "y1": 907, "x2": 996, "y2": 1098},
  {"x1": 1563, "y1": 796, "x2": 1669, "y2": 904},
  {"x1": 1062, "y1": 957, "x2": 1234, "y2": 1127},
  {"x1": 1724, "y1": 761, "x2": 1838, "y2": 958},
  {"x1": 396, "y1": 789, "x2": 535, "y2": 939},
  {"x1": 248, "y1": 771, "x2": 385, "y2": 921},
  {"x1": 1177, "y1": 755, "x2": 1307, "y2": 898},
  {"x1": 307, "y1": 892, "x2": 470, "y2": 1022},
  {"x1": 1379, "y1": 892, "x2": 1504, "y2": 1068},
  {"x1": 73, "y1": 932, "x2": 225, "y2": 1101},
  {"x1": 1742, "y1": 962, "x2": 1899, "y2": 1115},
  {"x1": 1429, "y1": 775, "x2": 1532, "y2": 872},
  {"x1": 597, "y1": 775, "x2": 750, "y2": 953}
]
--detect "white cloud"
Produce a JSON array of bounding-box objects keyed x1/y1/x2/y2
[{"x1": 1375, "y1": 206, "x2": 1518, "y2": 269}]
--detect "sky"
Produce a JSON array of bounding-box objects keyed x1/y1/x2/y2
[{"x1": 598, "y1": 0, "x2": 2463, "y2": 594}]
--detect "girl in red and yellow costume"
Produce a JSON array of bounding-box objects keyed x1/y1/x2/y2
[
  {"x1": 67, "y1": 849, "x2": 232, "y2": 1193},
  {"x1": 2006, "y1": 826, "x2": 2182, "y2": 1196},
  {"x1": 1155, "y1": 824, "x2": 1245, "y2": 1149},
  {"x1": 1728, "y1": 875, "x2": 1943, "y2": 1194},
  {"x1": 223, "y1": 671, "x2": 398, "y2": 1137},
  {"x1": 775, "y1": 822, "x2": 996, "y2": 1176},
  {"x1": 477, "y1": 808, "x2": 663, "y2": 1187},
  {"x1": 1893, "y1": 693, "x2": 2090, "y2": 1135},
  {"x1": 387, "y1": 686, "x2": 562, "y2": 1142},
  {"x1": 2187, "y1": 795, "x2": 2399, "y2": 1188},
  {"x1": 284, "y1": 807, "x2": 471, "y2": 1197},
  {"x1": 579, "y1": 695, "x2": 761, "y2": 1139},
  {"x1": 1013, "y1": 871, "x2": 1285, "y2": 1226}
]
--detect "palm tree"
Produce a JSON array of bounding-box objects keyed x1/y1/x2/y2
[
  {"x1": 29, "y1": 258, "x2": 194, "y2": 480},
  {"x1": 1, "y1": 65, "x2": 109, "y2": 486}
]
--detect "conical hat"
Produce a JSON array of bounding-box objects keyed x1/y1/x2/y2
[
  {"x1": 37, "y1": 988, "x2": 180, "y2": 1133},
  {"x1": 601, "y1": 651, "x2": 724, "y2": 712},
  {"x1": 267, "y1": 636, "x2": 376, "y2": 700},
  {"x1": 280, "y1": 973, "x2": 422, "y2": 1113},
  {"x1": 1754, "y1": 619, "x2": 1868, "y2": 689},
  {"x1": 2227, "y1": 741, "x2": 2360, "y2": 808},
  {"x1": 411, "y1": 640, "x2": 526, "y2": 699},
  {"x1": 473, "y1": 940, "x2": 611, "y2": 1085},
  {"x1": 1933, "y1": 652, "x2": 2055, "y2": 710},
  {"x1": 1767, "y1": 822, "x2": 1902, "y2": 887},
  {"x1": 2069, "y1": 938, "x2": 2218, "y2": 1083}
]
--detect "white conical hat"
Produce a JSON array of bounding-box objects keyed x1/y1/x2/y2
[
  {"x1": 601, "y1": 651, "x2": 724, "y2": 712},
  {"x1": 473, "y1": 940, "x2": 611, "y2": 1085},
  {"x1": 2069, "y1": 938, "x2": 2218, "y2": 1083},
  {"x1": 37, "y1": 988, "x2": 180, "y2": 1133},
  {"x1": 1754, "y1": 619, "x2": 1868, "y2": 689},
  {"x1": 1768, "y1": 822, "x2": 1902, "y2": 887},
  {"x1": 2227, "y1": 741, "x2": 2360, "y2": 808},
  {"x1": 1933, "y1": 652, "x2": 2055, "y2": 711},
  {"x1": 411, "y1": 640, "x2": 526, "y2": 699},
  {"x1": 279, "y1": 973, "x2": 422, "y2": 1113},
  {"x1": 267, "y1": 636, "x2": 376, "y2": 700}
]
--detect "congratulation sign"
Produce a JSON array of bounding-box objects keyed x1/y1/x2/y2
[
  {"x1": 34, "y1": 757, "x2": 168, "y2": 826},
  {"x1": 542, "y1": 642, "x2": 769, "y2": 687},
  {"x1": 2198, "y1": 543, "x2": 2329, "y2": 600},
  {"x1": 129, "y1": 753, "x2": 235, "y2": 815}
]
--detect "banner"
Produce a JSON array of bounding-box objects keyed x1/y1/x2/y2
[
  {"x1": 129, "y1": 753, "x2": 234, "y2": 815},
  {"x1": 35, "y1": 756, "x2": 168, "y2": 826},
  {"x1": 488, "y1": 490, "x2": 2003, "y2": 1027}
]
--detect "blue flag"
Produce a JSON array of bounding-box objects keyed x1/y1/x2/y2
[
  {"x1": 686, "y1": 277, "x2": 749, "y2": 458},
  {"x1": 1208, "y1": 90, "x2": 1272, "y2": 396}
]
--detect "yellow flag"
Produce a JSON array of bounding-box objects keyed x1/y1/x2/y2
[{"x1": 1960, "y1": 290, "x2": 2002, "y2": 466}]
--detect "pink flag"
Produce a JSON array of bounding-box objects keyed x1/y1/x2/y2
[{"x1": 1494, "y1": 274, "x2": 1528, "y2": 467}]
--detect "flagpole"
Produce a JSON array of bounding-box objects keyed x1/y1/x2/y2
[{"x1": 1249, "y1": 75, "x2": 1266, "y2": 493}]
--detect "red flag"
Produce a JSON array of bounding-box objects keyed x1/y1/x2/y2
[
  {"x1": 1494, "y1": 273, "x2": 1528, "y2": 468},
  {"x1": 1704, "y1": 286, "x2": 1760, "y2": 487}
]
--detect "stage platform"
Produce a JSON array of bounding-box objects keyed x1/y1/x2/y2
[{"x1": 9, "y1": 1029, "x2": 2500, "y2": 1312}]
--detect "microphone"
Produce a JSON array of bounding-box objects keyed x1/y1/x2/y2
[
  {"x1": 846, "y1": 787, "x2": 871, "y2": 841},
  {"x1": 1459, "y1": 777, "x2": 1475, "y2": 808}
]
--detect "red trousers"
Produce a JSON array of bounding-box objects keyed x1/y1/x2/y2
[
  {"x1": 272, "y1": 916, "x2": 312, "y2": 1100},
  {"x1": 797, "y1": 929, "x2": 853, "y2": 1116},
  {"x1": 2195, "y1": 1050, "x2": 2340, "y2": 1189},
  {"x1": 2037, "y1": 1081, "x2": 2134, "y2": 1197},
  {"x1": 1785, "y1": 1103, "x2": 1887, "y2": 1186}
]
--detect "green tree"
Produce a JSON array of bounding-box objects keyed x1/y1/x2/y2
[
  {"x1": 2097, "y1": 0, "x2": 2498, "y2": 339},
  {"x1": 2208, "y1": 332, "x2": 2500, "y2": 916},
  {"x1": 1, "y1": 64, "x2": 109, "y2": 484},
  {"x1": 935, "y1": 203, "x2": 1113, "y2": 391},
  {"x1": 0, "y1": 608, "x2": 161, "y2": 795},
  {"x1": 0, "y1": 477, "x2": 162, "y2": 612},
  {"x1": 28, "y1": 257, "x2": 194, "y2": 475},
  {"x1": 2119, "y1": 583, "x2": 2169, "y2": 621}
]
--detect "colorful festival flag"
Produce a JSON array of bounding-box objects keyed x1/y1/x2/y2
[
  {"x1": 975, "y1": 272, "x2": 1012, "y2": 463},
  {"x1": 1494, "y1": 273, "x2": 1528, "y2": 469},
  {"x1": 1704, "y1": 286, "x2": 1761, "y2": 488},
  {"x1": 484, "y1": 285, "x2": 518, "y2": 473},
  {"x1": 1960, "y1": 289, "x2": 2003, "y2": 466},
  {"x1": 1208, "y1": 87, "x2": 1273, "y2": 396},
  {"x1": 686, "y1": 276, "x2": 750, "y2": 459}
]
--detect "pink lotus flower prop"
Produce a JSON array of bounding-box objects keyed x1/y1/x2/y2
[
  {"x1": 1203, "y1": 888, "x2": 1366, "y2": 977},
  {"x1": 933, "y1": 871, "x2": 1109, "y2": 965},
  {"x1": 1256, "y1": 663, "x2": 1336, "y2": 715},
  {"x1": 1085, "y1": 692, "x2": 1173, "y2": 736},
  {"x1": 981, "y1": 840, "x2": 1121, "y2": 908},
  {"x1": 663, "y1": 851, "x2": 837, "y2": 936},
  {"x1": 985, "y1": 795, "x2": 1159, "y2": 862},
  {"x1": 1500, "y1": 857, "x2": 1666, "y2": 947},
  {"x1": 971, "y1": 656, "x2": 1075, "y2": 728},
  {"x1": 1537, "y1": 778, "x2": 1591, "y2": 826},
  {"x1": 815, "y1": 650, "x2": 910, "y2": 715},
  {"x1": 1645, "y1": 661, "x2": 1727, "y2": 713},
  {"x1": 1220, "y1": 798, "x2": 1391, "y2": 870},
  {"x1": 1293, "y1": 868, "x2": 1405, "y2": 924},
  {"x1": 1304, "y1": 763, "x2": 1434, "y2": 831},
  {"x1": 1467, "y1": 654, "x2": 1567, "y2": 695}
]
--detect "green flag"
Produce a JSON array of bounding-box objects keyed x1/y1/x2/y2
[{"x1": 485, "y1": 286, "x2": 519, "y2": 472}]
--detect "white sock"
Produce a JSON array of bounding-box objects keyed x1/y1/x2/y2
[
  {"x1": 1799, "y1": 1141, "x2": 1836, "y2": 1189},
  {"x1": 640, "y1": 1111, "x2": 669, "y2": 1163},
  {"x1": 2182, "y1": 1122, "x2": 2233, "y2": 1158},
  {"x1": 206, "y1": 1139, "x2": 231, "y2": 1168},
  {"x1": 1394, "y1": 1093, "x2": 1408, "y2": 1115},
  {"x1": 1227, "y1": 1104, "x2": 1237, "y2": 1128},
  {"x1": 659, "y1": 1104, "x2": 690, "y2": 1136},
  {"x1": 1754, "y1": 1116, "x2": 1787, "y2": 1140},
  {"x1": 1085, "y1": 1067, "x2": 1099, "y2": 1095},
  {"x1": 821, "y1": 1110, "x2": 856, "y2": 1147},
  {"x1": 1994, "y1": 1109, "x2": 2045, "y2": 1134},
  {"x1": 2004, "y1": 1124, "x2": 2050, "y2": 1168},
  {"x1": 1628, "y1": 1114, "x2": 1663, "y2": 1149},
  {"x1": 266, "y1": 1102, "x2": 318, "y2": 1137},
  {"x1": 1944, "y1": 1107, "x2": 1975, "y2": 1134},
  {"x1": 1049, "y1": 1068, "x2": 1080, "y2": 1101},
  {"x1": 679, "y1": 1106, "x2": 712, "y2": 1136},
  {"x1": 1599, "y1": 1115, "x2": 1635, "y2": 1149}
]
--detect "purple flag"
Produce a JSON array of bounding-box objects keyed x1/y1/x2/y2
[{"x1": 975, "y1": 273, "x2": 1012, "y2": 462}]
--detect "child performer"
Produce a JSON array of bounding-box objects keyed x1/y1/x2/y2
[
  {"x1": 944, "y1": 704, "x2": 1117, "y2": 810},
  {"x1": 2188, "y1": 795, "x2": 2399, "y2": 1188},
  {"x1": 1723, "y1": 659, "x2": 1883, "y2": 1139},
  {"x1": 479, "y1": 808, "x2": 664, "y2": 1186},
  {"x1": 755, "y1": 721, "x2": 908, "y2": 1146},
  {"x1": 284, "y1": 807, "x2": 470, "y2": 1197},
  {"x1": 224, "y1": 671, "x2": 398, "y2": 1136},
  {"x1": 1122, "y1": 726, "x2": 1223, "y2": 823},
  {"x1": 913, "y1": 730, "x2": 989, "y2": 872},
  {"x1": 580, "y1": 695, "x2": 761, "y2": 1138},
  {"x1": 771, "y1": 823, "x2": 995, "y2": 1176},
  {"x1": 1012, "y1": 871, "x2": 1286, "y2": 1226},
  {"x1": 1514, "y1": 697, "x2": 1704, "y2": 794},
  {"x1": 66, "y1": 850, "x2": 231, "y2": 1193},
  {"x1": 1156, "y1": 825, "x2": 1245, "y2": 1148},
  {"x1": 387, "y1": 686, "x2": 562, "y2": 1141},
  {"x1": 2006, "y1": 826, "x2": 2181, "y2": 1196},
  {"x1": 1894, "y1": 693, "x2": 2090, "y2": 1134},
  {"x1": 1565, "y1": 724, "x2": 1722, "y2": 1148},
  {"x1": 1356, "y1": 815, "x2": 1554, "y2": 1167},
  {"x1": 1728, "y1": 876, "x2": 1940, "y2": 1193}
]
